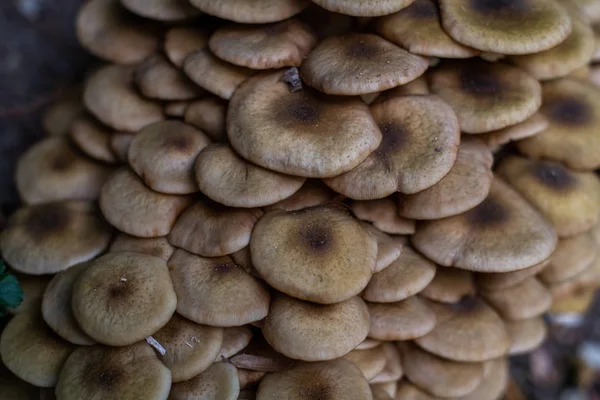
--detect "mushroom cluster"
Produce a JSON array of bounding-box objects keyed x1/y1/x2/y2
[{"x1": 3, "y1": 0, "x2": 600, "y2": 399}]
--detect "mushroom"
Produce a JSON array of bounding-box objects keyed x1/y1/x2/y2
[
  {"x1": 216, "y1": 326, "x2": 253, "y2": 361},
  {"x1": 311, "y1": 0, "x2": 415, "y2": 17},
  {"x1": 134, "y1": 55, "x2": 204, "y2": 101},
  {"x1": 264, "y1": 180, "x2": 336, "y2": 212},
  {"x1": 356, "y1": 338, "x2": 382, "y2": 351},
  {"x1": 229, "y1": 335, "x2": 295, "y2": 372},
  {"x1": 42, "y1": 92, "x2": 84, "y2": 137},
  {"x1": 479, "y1": 277, "x2": 552, "y2": 320},
  {"x1": 121, "y1": 0, "x2": 202, "y2": 21},
  {"x1": 164, "y1": 27, "x2": 209, "y2": 67},
  {"x1": 359, "y1": 223, "x2": 403, "y2": 273},
  {"x1": 450, "y1": 358, "x2": 509, "y2": 400},
  {"x1": 539, "y1": 232, "x2": 597, "y2": 284},
  {"x1": 169, "y1": 362, "x2": 239, "y2": 399},
  {"x1": 353, "y1": 199, "x2": 415, "y2": 235},
  {"x1": 109, "y1": 233, "x2": 175, "y2": 261},
  {"x1": 184, "y1": 96, "x2": 228, "y2": 142},
  {"x1": 343, "y1": 345, "x2": 387, "y2": 380},
  {"x1": 189, "y1": 0, "x2": 310, "y2": 23},
  {"x1": 164, "y1": 101, "x2": 190, "y2": 118},
  {"x1": 548, "y1": 255, "x2": 600, "y2": 299},
  {"x1": 69, "y1": 113, "x2": 120, "y2": 164},
  {"x1": 420, "y1": 268, "x2": 475, "y2": 304},
  {"x1": 474, "y1": 259, "x2": 549, "y2": 291},
  {"x1": 109, "y1": 133, "x2": 135, "y2": 163},
  {"x1": 238, "y1": 369, "x2": 266, "y2": 390},
  {"x1": 367, "y1": 296, "x2": 437, "y2": 341},
  {"x1": 480, "y1": 112, "x2": 549, "y2": 150},
  {"x1": 505, "y1": 317, "x2": 548, "y2": 355}
]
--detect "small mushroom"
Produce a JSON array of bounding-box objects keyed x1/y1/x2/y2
[
  {"x1": 164, "y1": 27, "x2": 209, "y2": 67},
  {"x1": 376, "y1": 75, "x2": 430, "y2": 100},
  {"x1": 184, "y1": 96, "x2": 228, "y2": 142},
  {"x1": 311, "y1": 0, "x2": 415, "y2": 17},
  {"x1": 121, "y1": 0, "x2": 202, "y2": 21},
  {"x1": 395, "y1": 380, "x2": 438, "y2": 399},
  {"x1": 539, "y1": 232, "x2": 597, "y2": 284},
  {"x1": 343, "y1": 345, "x2": 387, "y2": 380},
  {"x1": 189, "y1": 0, "x2": 310, "y2": 23},
  {"x1": 550, "y1": 286, "x2": 596, "y2": 314},
  {"x1": 264, "y1": 180, "x2": 336, "y2": 212},
  {"x1": 69, "y1": 113, "x2": 119, "y2": 164},
  {"x1": 229, "y1": 335, "x2": 294, "y2": 372},
  {"x1": 359, "y1": 223, "x2": 403, "y2": 273},
  {"x1": 505, "y1": 317, "x2": 547, "y2": 355},
  {"x1": 169, "y1": 362, "x2": 239, "y2": 399},
  {"x1": 352, "y1": 197, "x2": 416, "y2": 234},
  {"x1": 420, "y1": 268, "x2": 475, "y2": 304},
  {"x1": 109, "y1": 233, "x2": 175, "y2": 261},
  {"x1": 217, "y1": 326, "x2": 253, "y2": 361},
  {"x1": 370, "y1": 342, "x2": 404, "y2": 384},
  {"x1": 451, "y1": 358, "x2": 509, "y2": 400},
  {"x1": 480, "y1": 277, "x2": 552, "y2": 320},
  {"x1": 474, "y1": 259, "x2": 549, "y2": 291},
  {"x1": 480, "y1": 112, "x2": 549, "y2": 149},
  {"x1": 42, "y1": 93, "x2": 84, "y2": 137},
  {"x1": 548, "y1": 255, "x2": 600, "y2": 298},
  {"x1": 367, "y1": 296, "x2": 436, "y2": 341},
  {"x1": 356, "y1": 338, "x2": 382, "y2": 351},
  {"x1": 134, "y1": 55, "x2": 204, "y2": 101}
]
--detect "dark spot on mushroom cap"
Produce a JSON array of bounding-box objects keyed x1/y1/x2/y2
[
  {"x1": 108, "y1": 283, "x2": 133, "y2": 300},
  {"x1": 213, "y1": 263, "x2": 234, "y2": 273},
  {"x1": 469, "y1": 0, "x2": 528, "y2": 15},
  {"x1": 530, "y1": 161, "x2": 576, "y2": 190},
  {"x1": 281, "y1": 96, "x2": 320, "y2": 125},
  {"x1": 467, "y1": 198, "x2": 509, "y2": 226},
  {"x1": 450, "y1": 295, "x2": 481, "y2": 312},
  {"x1": 302, "y1": 383, "x2": 331, "y2": 400},
  {"x1": 300, "y1": 224, "x2": 332, "y2": 252},
  {"x1": 545, "y1": 97, "x2": 592, "y2": 125},
  {"x1": 51, "y1": 154, "x2": 75, "y2": 171},
  {"x1": 460, "y1": 67, "x2": 501, "y2": 96},
  {"x1": 167, "y1": 134, "x2": 193, "y2": 151},
  {"x1": 347, "y1": 41, "x2": 379, "y2": 59},
  {"x1": 26, "y1": 205, "x2": 69, "y2": 242},
  {"x1": 84, "y1": 363, "x2": 122, "y2": 389},
  {"x1": 408, "y1": 0, "x2": 439, "y2": 18},
  {"x1": 376, "y1": 122, "x2": 408, "y2": 157}
]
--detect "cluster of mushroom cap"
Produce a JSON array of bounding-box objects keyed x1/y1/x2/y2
[{"x1": 4, "y1": 0, "x2": 600, "y2": 399}]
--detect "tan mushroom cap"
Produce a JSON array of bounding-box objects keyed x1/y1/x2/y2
[
  {"x1": 312, "y1": 0, "x2": 414, "y2": 17},
  {"x1": 550, "y1": 286, "x2": 596, "y2": 313},
  {"x1": 300, "y1": 34, "x2": 428, "y2": 95},
  {"x1": 412, "y1": 177, "x2": 558, "y2": 272},
  {"x1": 41, "y1": 262, "x2": 96, "y2": 345},
  {"x1": 69, "y1": 113, "x2": 119, "y2": 164},
  {"x1": 398, "y1": 342, "x2": 483, "y2": 398},
  {"x1": 56, "y1": 342, "x2": 172, "y2": 400},
  {"x1": 72, "y1": 252, "x2": 177, "y2": 346},
  {"x1": 368, "y1": 296, "x2": 436, "y2": 341},
  {"x1": 506, "y1": 317, "x2": 547, "y2": 355},
  {"x1": 121, "y1": 0, "x2": 202, "y2": 21},
  {"x1": 264, "y1": 180, "x2": 336, "y2": 212},
  {"x1": 474, "y1": 259, "x2": 549, "y2": 291},
  {"x1": 217, "y1": 326, "x2": 253, "y2": 361},
  {"x1": 109, "y1": 233, "x2": 174, "y2": 261},
  {"x1": 170, "y1": 362, "x2": 239, "y2": 400},
  {"x1": 165, "y1": 27, "x2": 209, "y2": 67},
  {"x1": 540, "y1": 233, "x2": 597, "y2": 284},
  {"x1": 257, "y1": 358, "x2": 372, "y2": 400},
  {"x1": 190, "y1": 0, "x2": 309, "y2": 23},
  {"x1": 168, "y1": 249, "x2": 270, "y2": 326},
  {"x1": 352, "y1": 197, "x2": 416, "y2": 234},
  {"x1": 134, "y1": 55, "x2": 204, "y2": 101},
  {"x1": 1, "y1": 201, "x2": 112, "y2": 275},
  {"x1": 480, "y1": 277, "x2": 552, "y2": 320},
  {"x1": 109, "y1": 133, "x2": 134, "y2": 162},
  {"x1": 42, "y1": 94, "x2": 84, "y2": 137},
  {"x1": 152, "y1": 314, "x2": 223, "y2": 382},
  {"x1": 262, "y1": 294, "x2": 369, "y2": 361},
  {"x1": 169, "y1": 198, "x2": 263, "y2": 257},
  {"x1": 395, "y1": 381, "x2": 438, "y2": 400},
  {"x1": 325, "y1": 95, "x2": 459, "y2": 198},
  {"x1": 377, "y1": 0, "x2": 478, "y2": 58},
  {"x1": 250, "y1": 204, "x2": 376, "y2": 304},
  {"x1": 343, "y1": 345, "x2": 387, "y2": 380},
  {"x1": 420, "y1": 268, "x2": 474, "y2": 304},
  {"x1": 398, "y1": 138, "x2": 493, "y2": 220},
  {"x1": 549, "y1": 255, "x2": 600, "y2": 298},
  {"x1": 229, "y1": 335, "x2": 294, "y2": 372},
  {"x1": 516, "y1": 78, "x2": 600, "y2": 170},
  {"x1": 357, "y1": 338, "x2": 382, "y2": 351},
  {"x1": 209, "y1": 19, "x2": 317, "y2": 69},
  {"x1": 439, "y1": 0, "x2": 572, "y2": 54},
  {"x1": 0, "y1": 310, "x2": 75, "y2": 387},
  {"x1": 99, "y1": 168, "x2": 192, "y2": 237},
  {"x1": 376, "y1": 76, "x2": 430, "y2": 102},
  {"x1": 76, "y1": 0, "x2": 159, "y2": 64},
  {"x1": 363, "y1": 246, "x2": 436, "y2": 303},
  {"x1": 497, "y1": 156, "x2": 600, "y2": 237},
  {"x1": 184, "y1": 97, "x2": 228, "y2": 142},
  {"x1": 360, "y1": 223, "x2": 403, "y2": 273},
  {"x1": 83, "y1": 64, "x2": 164, "y2": 132},
  {"x1": 195, "y1": 143, "x2": 305, "y2": 208},
  {"x1": 452, "y1": 358, "x2": 509, "y2": 400},
  {"x1": 428, "y1": 60, "x2": 542, "y2": 133},
  {"x1": 228, "y1": 70, "x2": 382, "y2": 178},
  {"x1": 183, "y1": 49, "x2": 254, "y2": 100},
  {"x1": 16, "y1": 137, "x2": 113, "y2": 205},
  {"x1": 481, "y1": 112, "x2": 549, "y2": 149},
  {"x1": 414, "y1": 297, "x2": 510, "y2": 362},
  {"x1": 371, "y1": 342, "x2": 404, "y2": 383}
]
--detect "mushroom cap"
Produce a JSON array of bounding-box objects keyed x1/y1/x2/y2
[
  {"x1": 229, "y1": 335, "x2": 294, "y2": 372},
  {"x1": 377, "y1": 0, "x2": 479, "y2": 58},
  {"x1": 109, "y1": 133, "x2": 134, "y2": 162},
  {"x1": 42, "y1": 94, "x2": 84, "y2": 137},
  {"x1": 72, "y1": 251, "x2": 177, "y2": 346},
  {"x1": 163, "y1": 99, "x2": 197, "y2": 118},
  {"x1": 549, "y1": 255, "x2": 600, "y2": 298},
  {"x1": 262, "y1": 294, "x2": 370, "y2": 361},
  {"x1": 56, "y1": 342, "x2": 172, "y2": 400},
  {"x1": 480, "y1": 277, "x2": 552, "y2": 320},
  {"x1": 516, "y1": 77, "x2": 600, "y2": 170},
  {"x1": 169, "y1": 362, "x2": 239, "y2": 400},
  {"x1": 184, "y1": 97, "x2": 228, "y2": 142},
  {"x1": 371, "y1": 343, "x2": 404, "y2": 384},
  {"x1": 506, "y1": 317, "x2": 547, "y2": 355},
  {"x1": 376, "y1": 75, "x2": 430, "y2": 101},
  {"x1": 360, "y1": 223, "x2": 403, "y2": 273},
  {"x1": 414, "y1": 297, "x2": 510, "y2": 362},
  {"x1": 168, "y1": 249, "x2": 270, "y2": 326},
  {"x1": 496, "y1": 156, "x2": 600, "y2": 237},
  {"x1": 0, "y1": 310, "x2": 75, "y2": 387},
  {"x1": 195, "y1": 143, "x2": 305, "y2": 208},
  {"x1": 363, "y1": 245, "x2": 436, "y2": 303},
  {"x1": 134, "y1": 55, "x2": 204, "y2": 101},
  {"x1": 312, "y1": 0, "x2": 415, "y2": 17},
  {"x1": 539, "y1": 233, "x2": 597, "y2": 283},
  {"x1": 169, "y1": 198, "x2": 263, "y2": 257},
  {"x1": 99, "y1": 168, "x2": 192, "y2": 237},
  {"x1": 412, "y1": 177, "x2": 558, "y2": 272},
  {"x1": 41, "y1": 262, "x2": 96, "y2": 345},
  {"x1": 250, "y1": 204, "x2": 376, "y2": 304},
  {"x1": 216, "y1": 326, "x2": 253, "y2": 361},
  {"x1": 0, "y1": 201, "x2": 112, "y2": 275},
  {"x1": 481, "y1": 112, "x2": 549, "y2": 149},
  {"x1": 398, "y1": 342, "x2": 483, "y2": 398},
  {"x1": 209, "y1": 19, "x2": 318, "y2": 69},
  {"x1": 256, "y1": 358, "x2": 373, "y2": 400},
  {"x1": 352, "y1": 199, "x2": 416, "y2": 235},
  {"x1": 550, "y1": 286, "x2": 596, "y2": 313},
  {"x1": 300, "y1": 33, "x2": 428, "y2": 95},
  {"x1": 164, "y1": 27, "x2": 208, "y2": 67},
  {"x1": 121, "y1": 0, "x2": 202, "y2": 21},
  {"x1": 109, "y1": 233, "x2": 175, "y2": 261},
  {"x1": 76, "y1": 0, "x2": 159, "y2": 64},
  {"x1": 439, "y1": 0, "x2": 572, "y2": 54},
  {"x1": 371, "y1": 386, "x2": 394, "y2": 400},
  {"x1": 324, "y1": 95, "x2": 460, "y2": 198},
  {"x1": 152, "y1": 314, "x2": 223, "y2": 382},
  {"x1": 420, "y1": 268, "x2": 475, "y2": 304},
  {"x1": 191, "y1": 0, "x2": 310, "y2": 23},
  {"x1": 264, "y1": 180, "x2": 336, "y2": 212},
  {"x1": 394, "y1": 381, "x2": 439, "y2": 400},
  {"x1": 128, "y1": 121, "x2": 211, "y2": 194},
  {"x1": 474, "y1": 259, "x2": 549, "y2": 291},
  {"x1": 237, "y1": 369, "x2": 266, "y2": 390},
  {"x1": 368, "y1": 296, "x2": 436, "y2": 341},
  {"x1": 343, "y1": 345, "x2": 387, "y2": 380},
  {"x1": 452, "y1": 358, "x2": 509, "y2": 400},
  {"x1": 398, "y1": 138, "x2": 493, "y2": 219},
  {"x1": 83, "y1": 64, "x2": 164, "y2": 132},
  {"x1": 16, "y1": 137, "x2": 113, "y2": 204},
  {"x1": 227, "y1": 70, "x2": 382, "y2": 178},
  {"x1": 428, "y1": 60, "x2": 542, "y2": 133},
  {"x1": 69, "y1": 113, "x2": 119, "y2": 164}
]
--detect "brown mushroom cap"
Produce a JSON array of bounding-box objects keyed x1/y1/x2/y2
[
  {"x1": 360, "y1": 223, "x2": 403, "y2": 273},
  {"x1": 190, "y1": 0, "x2": 309, "y2": 23},
  {"x1": 368, "y1": 296, "x2": 436, "y2": 341},
  {"x1": 324, "y1": 95, "x2": 459, "y2": 198},
  {"x1": 414, "y1": 297, "x2": 510, "y2": 362},
  {"x1": 16, "y1": 137, "x2": 113, "y2": 205},
  {"x1": 195, "y1": 143, "x2": 306, "y2": 208},
  {"x1": 228, "y1": 70, "x2": 382, "y2": 178},
  {"x1": 539, "y1": 233, "x2": 597, "y2": 284},
  {"x1": 83, "y1": 64, "x2": 164, "y2": 132},
  {"x1": 549, "y1": 255, "x2": 600, "y2": 298},
  {"x1": 109, "y1": 233, "x2": 174, "y2": 261},
  {"x1": 168, "y1": 249, "x2": 270, "y2": 326},
  {"x1": 371, "y1": 343, "x2": 404, "y2": 384},
  {"x1": 428, "y1": 60, "x2": 542, "y2": 133},
  {"x1": 1, "y1": 201, "x2": 112, "y2": 275},
  {"x1": 474, "y1": 259, "x2": 549, "y2": 291},
  {"x1": 262, "y1": 294, "x2": 370, "y2": 361},
  {"x1": 398, "y1": 342, "x2": 483, "y2": 398},
  {"x1": 41, "y1": 262, "x2": 96, "y2": 345},
  {"x1": 134, "y1": 55, "x2": 204, "y2": 101},
  {"x1": 506, "y1": 317, "x2": 547, "y2": 355},
  {"x1": 497, "y1": 156, "x2": 600, "y2": 237},
  {"x1": 516, "y1": 78, "x2": 600, "y2": 170},
  {"x1": 56, "y1": 342, "x2": 172, "y2": 400},
  {"x1": 395, "y1": 380, "x2": 438, "y2": 400},
  {"x1": 343, "y1": 345, "x2": 387, "y2": 380},
  {"x1": 42, "y1": 94, "x2": 84, "y2": 137},
  {"x1": 264, "y1": 180, "x2": 337, "y2": 212},
  {"x1": 398, "y1": 138, "x2": 493, "y2": 219},
  {"x1": 377, "y1": 0, "x2": 479, "y2": 58},
  {"x1": 480, "y1": 277, "x2": 552, "y2": 320},
  {"x1": 250, "y1": 204, "x2": 376, "y2": 304},
  {"x1": 69, "y1": 113, "x2": 119, "y2": 164},
  {"x1": 216, "y1": 326, "x2": 253, "y2": 361},
  {"x1": 312, "y1": 0, "x2": 414, "y2": 17},
  {"x1": 209, "y1": 19, "x2": 317, "y2": 69},
  {"x1": 72, "y1": 252, "x2": 176, "y2": 346},
  {"x1": 184, "y1": 96, "x2": 228, "y2": 142},
  {"x1": 300, "y1": 34, "x2": 428, "y2": 95},
  {"x1": 164, "y1": 27, "x2": 209, "y2": 67},
  {"x1": 121, "y1": 0, "x2": 202, "y2": 21},
  {"x1": 238, "y1": 369, "x2": 266, "y2": 390},
  {"x1": 170, "y1": 362, "x2": 239, "y2": 400},
  {"x1": 439, "y1": 0, "x2": 572, "y2": 54},
  {"x1": 412, "y1": 177, "x2": 558, "y2": 272},
  {"x1": 550, "y1": 286, "x2": 596, "y2": 314},
  {"x1": 0, "y1": 310, "x2": 75, "y2": 387},
  {"x1": 229, "y1": 335, "x2": 294, "y2": 372},
  {"x1": 76, "y1": 0, "x2": 159, "y2": 64},
  {"x1": 452, "y1": 358, "x2": 509, "y2": 400},
  {"x1": 99, "y1": 168, "x2": 192, "y2": 237},
  {"x1": 376, "y1": 76, "x2": 430, "y2": 101},
  {"x1": 481, "y1": 112, "x2": 549, "y2": 149},
  {"x1": 420, "y1": 268, "x2": 474, "y2": 304},
  {"x1": 352, "y1": 197, "x2": 416, "y2": 234}
]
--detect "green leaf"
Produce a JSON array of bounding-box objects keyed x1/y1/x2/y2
[{"x1": 0, "y1": 274, "x2": 23, "y2": 309}]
